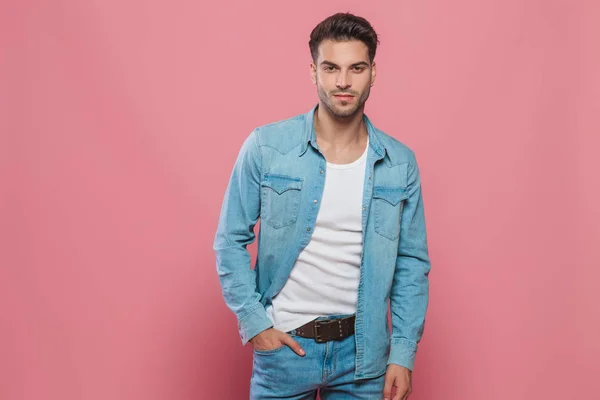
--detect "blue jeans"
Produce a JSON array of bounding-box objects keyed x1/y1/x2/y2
[{"x1": 249, "y1": 314, "x2": 386, "y2": 399}]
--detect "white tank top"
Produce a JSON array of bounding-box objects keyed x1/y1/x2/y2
[{"x1": 265, "y1": 137, "x2": 369, "y2": 333}]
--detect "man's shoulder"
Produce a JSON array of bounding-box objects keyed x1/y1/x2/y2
[
  {"x1": 252, "y1": 111, "x2": 306, "y2": 154},
  {"x1": 371, "y1": 125, "x2": 418, "y2": 166}
]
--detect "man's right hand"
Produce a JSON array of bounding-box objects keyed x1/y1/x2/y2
[{"x1": 249, "y1": 328, "x2": 306, "y2": 356}]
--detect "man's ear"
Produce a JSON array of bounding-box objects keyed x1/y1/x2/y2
[
  {"x1": 371, "y1": 61, "x2": 376, "y2": 86},
  {"x1": 310, "y1": 62, "x2": 317, "y2": 85}
]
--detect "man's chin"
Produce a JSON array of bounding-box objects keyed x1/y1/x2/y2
[{"x1": 330, "y1": 106, "x2": 358, "y2": 118}]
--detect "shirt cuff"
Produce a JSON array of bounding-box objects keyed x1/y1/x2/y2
[
  {"x1": 387, "y1": 338, "x2": 418, "y2": 371},
  {"x1": 238, "y1": 304, "x2": 274, "y2": 345}
]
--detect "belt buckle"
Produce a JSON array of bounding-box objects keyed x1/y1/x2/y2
[
  {"x1": 315, "y1": 320, "x2": 329, "y2": 343},
  {"x1": 314, "y1": 319, "x2": 343, "y2": 343},
  {"x1": 314, "y1": 320, "x2": 326, "y2": 343}
]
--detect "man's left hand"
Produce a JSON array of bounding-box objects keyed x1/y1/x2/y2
[{"x1": 383, "y1": 363, "x2": 412, "y2": 400}]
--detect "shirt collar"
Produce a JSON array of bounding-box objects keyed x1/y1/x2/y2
[{"x1": 299, "y1": 103, "x2": 386, "y2": 158}]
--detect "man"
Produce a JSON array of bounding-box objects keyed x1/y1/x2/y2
[{"x1": 213, "y1": 12, "x2": 431, "y2": 400}]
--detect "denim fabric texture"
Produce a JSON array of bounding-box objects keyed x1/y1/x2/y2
[
  {"x1": 250, "y1": 314, "x2": 386, "y2": 399},
  {"x1": 213, "y1": 104, "x2": 431, "y2": 379}
]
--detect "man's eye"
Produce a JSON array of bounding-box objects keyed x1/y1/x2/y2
[
  {"x1": 353, "y1": 67, "x2": 364, "y2": 72},
  {"x1": 324, "y1": 66, "x2": 335, "y2": 72}
]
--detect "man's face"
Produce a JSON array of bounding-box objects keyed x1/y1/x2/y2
[{"x1": 310, "y1": 39, "x2": 376, "y2": 118}]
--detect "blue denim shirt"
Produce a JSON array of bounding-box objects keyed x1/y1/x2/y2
[{"x1": 213, "y1": 104, "x2": 431, "y2": 379}]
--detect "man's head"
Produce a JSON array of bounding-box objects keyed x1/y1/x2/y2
[{"x1": 309, "y1": 13, "x2": 379, "y2": 118}]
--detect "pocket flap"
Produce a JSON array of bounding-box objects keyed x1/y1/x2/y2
[
  {"x1": 261, "y1": 174, "x2": 303, "y2": 195},
  {"x1": 373, "y1": 186, "x2": 408, "y2": 206}
]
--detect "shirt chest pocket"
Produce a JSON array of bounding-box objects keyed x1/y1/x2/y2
[
  {"x1": 372, "y1": 186, "x2": 408, "y2": 241},
  {"x1": 260, "y1": 173, "x2": 303, "y2": 229}
]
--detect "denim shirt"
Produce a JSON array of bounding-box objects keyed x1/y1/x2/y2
[{"x1": 213, "y1": 104, "x2": 431, "y2": 379}]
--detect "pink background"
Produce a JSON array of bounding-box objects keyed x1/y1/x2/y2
[{"x1": 1, "y1": 1, "x2": 599, "y2": 399}]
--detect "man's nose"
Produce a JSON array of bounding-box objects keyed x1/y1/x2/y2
[{"x1": 336, "y1": 73, "x2": 350, "y2": 89}]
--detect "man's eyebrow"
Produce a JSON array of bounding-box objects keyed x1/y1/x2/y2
[
  {"x1": 320, "y1": 61, "x2": 338, "y2": 67},
  {"x1": 319, "y1": 61, "x2": 370, "y2": 68}
]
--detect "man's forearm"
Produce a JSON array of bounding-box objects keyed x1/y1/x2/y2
[{"x1": 214, "y1": 241, "x2": 274, "y2": 344}]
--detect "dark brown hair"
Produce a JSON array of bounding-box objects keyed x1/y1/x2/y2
[{"x1": 309, "y1": 12, "x2": 380, "y2": 63}]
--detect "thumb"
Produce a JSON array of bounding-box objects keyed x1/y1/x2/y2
[{"x1": 281, "y1": 333, "x2": 306, "y2": 356}]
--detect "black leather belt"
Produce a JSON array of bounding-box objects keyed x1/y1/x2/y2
[{"x1": 290, "y1": 315, "x2": 356, "y2": 343}]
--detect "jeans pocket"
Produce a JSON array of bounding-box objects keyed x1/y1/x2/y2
[{"x1": 253, "y1": 344, "x2": 287, "y2": 356}]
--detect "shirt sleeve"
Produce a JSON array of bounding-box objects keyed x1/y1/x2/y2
[
  {"x1": 213, "y1": 129, "x2": 274, "y2": 345},
  {"x1": 387, "y1": 154, "x2": 431, "y2": 371}
]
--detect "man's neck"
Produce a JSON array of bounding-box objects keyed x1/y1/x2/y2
[{"x1": 313, "y1": 102, "x2": 367, "y2": 150}]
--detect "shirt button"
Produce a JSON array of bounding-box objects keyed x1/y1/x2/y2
[
  {"x1": 363, "y1": 206, "x2": 367, "y2": 211},
  {"x1": 319, "y1": 170, "x2": 324, "y2": 174},
  {"x1": 313, "y1": 199, "x2": 318, "y2": 204},
  {"x1": 369, "y1": 176, "x2": 372, "y2": 180},
  {"x1": 306, "y1": 227, "x2": 311, "y2": 231}
]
